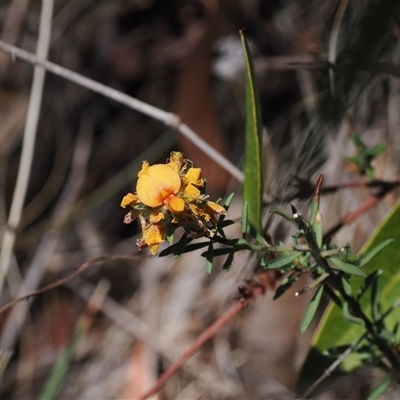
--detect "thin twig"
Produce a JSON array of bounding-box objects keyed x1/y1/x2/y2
[
  {"x1": 302, "y1": 335, "x2": 364, "y2": 399},
  {"x1": 0, "y1": 256, "x2": 107, "y2": 317},
  {"x1": 139, "y1": 273, "x2": 276, "y2": 400},
  {"x1": 322, "y1": 178, "x2": 400, "y2": 193},
  {"x1": 323, "y1": 185, "x2": 393, "y2": 239},
  {"x1": 0, "y1": 39, "x2": 244, "y2": 183},
  {"x1": 0, "y1": 0, "x2": 54, "y2": 296}
]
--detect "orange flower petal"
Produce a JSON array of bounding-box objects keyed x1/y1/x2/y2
[
  {"x1": 121, "y1": 193, "x2": 140, "y2": 208},
  {"x1": 206, "y1": 201, "x2": 226, "y2": 215},
  {"x1": 164, "y1": 195, "x2": 185, "y2": 213},
  {"x1": 142, "y1": 224, "x2": 165, "y2": 255},
  {"x1": 150, "y1": 212, "x2": 165, "y2": 224},
  {"x1": 137, "y1": 164, "x2": 182, "y2": 207},
  {"x1": 184, "y1": 168, "x2": 203, "y2": 186},
  {"x1": 184, "y1": 184, "x2": 201, "y2": 197},
  {"x1": 137, "y1": 161, "x2": 150, "y2": 177},
  {"x1": 188, "y1": 203, "x2": 210, "y2": 221},
  {"x1": 169, "y1": 151, "x2": 184, "y2": 171}
]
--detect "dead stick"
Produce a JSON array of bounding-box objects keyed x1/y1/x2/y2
[{"x1": 139, "y1": 273, "x2": 276, "y2": 400}]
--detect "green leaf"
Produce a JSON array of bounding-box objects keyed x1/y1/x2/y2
[
  {"x1": 309, "y1": 198, "x2": 319, "y2": 226},
  {"x1": 300, "y1": 285, "x2": 324, "y2": 334},
  {"x1": 301, "y1": 198, "x2": 400, "y2": 379},
  {"x1": 219, "y1": 220, "x2": 235, "y2": 228},
  {"x1": 341, "y1": 276, "x2": 352, "y2": 296},
  {"x1": 273, "y1": 272, "x2": 300, "y2": 299},
  {"x1": 166, "y1": 232, "x2": 174, "y2": 245},
  {"x1": 366, "y1": 376, "x2": 391, "y2": 400},
  {"x1": 330, "y1": 257, "x2": 366, "y2": 277},
  {"x1": 270, "y1": 208, "x2": 295, "y2": 224},
  {"x1": 315, "y1": 218, "x2": 323, "y2": 250},
  {"x1": 159, "y1": 233, "x2": 192, "y2": 257},
  {"x1": 206, "y1": 242, "x2": 214, "y2": 274},
  {"x1": 370, "y1": 276, "x2": 382, "y2": 322},
  {"x1": 240, "y1": 30, "x2": 263, "y2": 234},
  {"x1": 223, "y1": 192, "x2": 235, "y2": 209},
  {"x1": 370, "y1": 143, "x2": 386, "y2": 158},
  {"x1": 265, "y1": 252, "x2": 301, "y2": 269},
  {"x1": 359, "y1": 239, "x2": 394, "y2": 267},
  {"x1": 357, "y1": 270, "x2": 383, "y2": 301},
  {"x1": 342, "y1": 302, "x2": 365, "y2": 327},
  {"x1": 242, "y1": 201, "x2": 249, "y2": 235},
  {"x1": 222, "y1": 251, "x2": 235, "y2": 272},
  {"x1": 352, "y1": 133, "x2": 368, "y2": 151},
  {"x1": 180, "y1": 241, "x2": 210, "y2": 253},
  {"x1": 202, "y1": 247, "x2": 235, "y2": 257}
]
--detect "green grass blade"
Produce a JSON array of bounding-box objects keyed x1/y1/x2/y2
[
  {"x1": 240, "y1": 30, "x2": 263, "y2": 233},
  {"x1": 38, "y1": 321, "x2": 86, "y2": 400}
]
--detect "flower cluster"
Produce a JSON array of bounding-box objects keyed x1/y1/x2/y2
[{"x1": 121, "y1": 151, "x2": 226, "y2": 255}]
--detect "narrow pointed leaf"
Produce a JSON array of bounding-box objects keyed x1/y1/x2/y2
[
  {"x1": 222, "y1": 251, "x2": 235, "y2": 272},
  {"x1": 265, "y1": 252, "x2": 301, "y2": 269},
  {"x1": 341, "y1": 276, "x2": 352, "y2": 296},
  {"x1": 315, "y1": 212, "x2": 323, "y2": 248},
  {"x1": 357, "y1": 270, "x2": 382, "y2": 301},
  {"x1": 370, "y1": 277, "x2": 382, "y2": 322},
  {"x1": 330, "y1": 257, "x2": 366, "y2": 277},
  {"x1": 270, "y1": 208, "x2": 295, "y2": 224},
  {"x1": 240, "y1": 30, "x2": 263, "y2": 233},
  {"x1": 342, "y1": 302, "x2": 365, "y2": 327},
  {"x1": 359, "y1": 239, "x2": 394, "y2": 267},
  {"x1": 180, "y1": 241, "x2": 210, "y2": 253},
  {"x1": 206, "y1": 242, "x2": 214, "y2": 274},
  {"x1": 242, "y1": 201, "x2": 249, "y2": 235},
  {"x1": 309, "y1": 198, "x2": 319, "y2": 226},
  {"x1": 223, "y1": 192, "x2": 235, "y2": 209},
  {"x1": 300, "y1": 285, "x2": 324, "y2": 334},
  {"x1": 366, "y1": 376, "x2": 391, "y2": 400},
  {"x1": 273, "y1": 273, "x2": 300, "y2": 299}
]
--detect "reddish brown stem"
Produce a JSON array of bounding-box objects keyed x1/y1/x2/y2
[
  {"x1": 324, "y1": 186, "x2": 392, "y2": 239},
  {"x1": 323, "y1": 178, "x2": 400, "y2": 193},
  {"x1": 139, "y1": 273, "x2": 276, "y2": 400}
]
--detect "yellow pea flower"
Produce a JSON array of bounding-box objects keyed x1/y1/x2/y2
[
  {"x1": 136, "y1": 164, "x2": 182, "y2": 207},
  {"x1": 121, "y1": 151, "x2": 227, "y2": 255}
]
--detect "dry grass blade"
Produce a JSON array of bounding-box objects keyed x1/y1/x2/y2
[
  {"x1": 0, "y1": 0, "x2": 54, "y2": 296},
  {"x1": 0, "y1": 118, "x2": 93, "y2": 349}
]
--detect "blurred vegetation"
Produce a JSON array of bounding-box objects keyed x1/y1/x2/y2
[{"x1": 0, "y1": 0, "x2": 400, "y2": 399}]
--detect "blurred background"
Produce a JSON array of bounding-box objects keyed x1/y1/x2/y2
[{"x1": 1, "y1": 0, "x2": 400, "y2": 398}]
